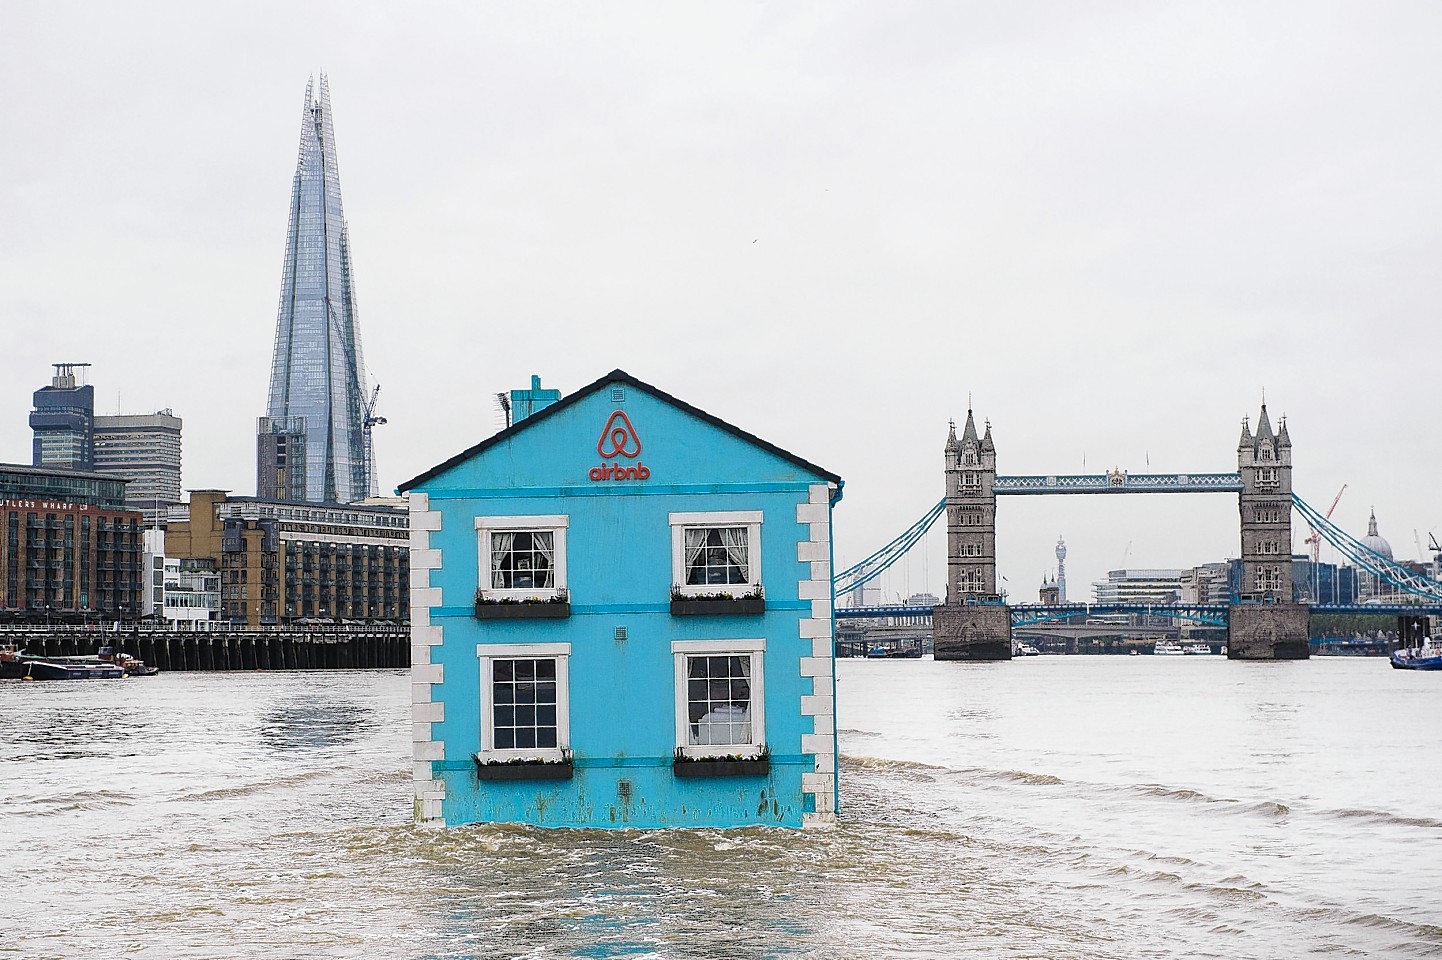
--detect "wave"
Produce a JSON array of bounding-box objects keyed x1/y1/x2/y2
[
  {"x1": 16, "y1": 789, "x2": 136, "y2": 816},
  {"x1": 176, "y1": 768, "x2": 334, "y2": 802},
  {"x1": 968, "y1": 767, "x2": 1064, "y2": 786},
  {"x1": 840, "y1": 755, "x2": 948, "y2": 773},
  {"x1": 1324, "y1": 807, "x2": 1442, "y2": 830},
  {"x1": 1130, "y1": 783, "x2": 1289, "y2": 818}
]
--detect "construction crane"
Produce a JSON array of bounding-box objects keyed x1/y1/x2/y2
[
  {"x1": 1304, "y1": 484, "x2": 1346, "y2": 564},
  {"x1": 362, "y1": 384, "x2": 387, "y2": 498}
]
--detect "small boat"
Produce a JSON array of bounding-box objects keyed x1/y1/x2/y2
[
  {"x1": 1012, "y1": 642, "x2": 1041, "y2": 657},
  {"x1": 1390, "y1": 638, "x2": 1442, "y2": 671},
  {"x1": 1183, "y1": 643, "x2": 1216, "y2": 656},
  {"x1": 20, "y1": 658, "x2": 126, "y2": 681},
  {"x1": 99, "y1": 647, "x2": 160, "y2": 677},
  {"x1": 1153, "y1": 639, "x2": 1186, "y2": 656},
  {"x1": 0, "y1": 644, "x2": 26, "y2": 679}
]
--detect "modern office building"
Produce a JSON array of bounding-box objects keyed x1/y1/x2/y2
[
  {"x1": 1091, "y1": 568, "x2": 1184, "y2": 605},
  {"x1": 1180, "y1": 561, "x2": 1233, "y2": 605},
  {"x1": 259, "y1": 75, "x2": 378, "y2": 505},
  {"x1": 30, "y1": 363, "x2": 95, "y2": 472},
  {"x1": 30, "y1": 364, "x2": 183, "y2": 525},
  {"x1": 164, "y1": 490, "x2": 408, "y2": 627},
  {"x1": 93, "y1": 411, "x2": 183, "y2": 524},
  {"x1": 0, "y1": 463, "x2": 144, "y2": 622}
]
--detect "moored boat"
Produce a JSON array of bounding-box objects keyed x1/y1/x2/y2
[
  {"x1": 1153, "y1": 639, "x2": 1186, "y2": 656},
  {"x1": 20, "y1": 658, "x2": 126, "y2": 680},
  {"x1": 1390, "y1": 638, "x2": 1442, "y2": 671}
]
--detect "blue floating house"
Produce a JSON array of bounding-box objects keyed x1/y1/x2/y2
[{"x1": 398, "y1": 370, "x2": 843, "y2": 828}]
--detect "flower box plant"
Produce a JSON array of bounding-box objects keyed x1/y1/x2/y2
[
  {"x1": 669, "y1": 585, "x2": 765, "y2": 617},
  {"x1": 474, "y1": 750, "x2": 574, "y2": 781},
  {"x1": 672, "y1": 745, "x2": 771, "y2": 778},
  {"x1": 474, "y1": 588, "x2": 571, "y2": 620}
]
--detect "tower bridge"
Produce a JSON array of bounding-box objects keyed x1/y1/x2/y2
[
  {"x1": 932, "y1": 401, "x2": 1307, "y2": 660},
  {"x1": 836, "y1": 400, "x2": 1442, "y2": 662}
]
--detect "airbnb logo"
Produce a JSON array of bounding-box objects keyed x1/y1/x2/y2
[
  {"x1": 590, "y1": 410, "x2": 651, "y2": 482},
  {"x1": 597, "y1": 411, "x2": 642, "y2": 458}
]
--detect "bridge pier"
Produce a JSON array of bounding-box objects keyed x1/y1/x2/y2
[
  {"x1": 933, "y1": 603, "x2": 1012, "y2": 660},
  {"x1": 1227, "y1": 603, "x2": 1310, "y2": 660}
]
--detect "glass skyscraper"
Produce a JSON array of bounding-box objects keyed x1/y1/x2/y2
[{"x1": 258, "y1": 75, "x2": 375, "y2": 505}]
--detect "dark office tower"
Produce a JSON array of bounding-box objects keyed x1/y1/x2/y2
[
  {"x1": 30, "y1": 363, "x2": 95, "y2": 471},
  {"x1": 259, "y1": 75, "x2": 377, "y2": 504}
]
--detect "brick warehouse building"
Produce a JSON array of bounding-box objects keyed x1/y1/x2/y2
[
  {"x1": 164, "y1": 490, "x2": 408, "y2": 626},
  {"x1": 0, "y1": 463, "x2": 145, "y2": 622}
]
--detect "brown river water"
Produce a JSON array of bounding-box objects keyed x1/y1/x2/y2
[{"x1": 2, "y1": 657, "x2": 1439, "y2": 959}]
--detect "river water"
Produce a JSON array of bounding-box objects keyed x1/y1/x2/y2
[{"x1": 2, "y1": 657, "x2": 1438, "y2": 959}]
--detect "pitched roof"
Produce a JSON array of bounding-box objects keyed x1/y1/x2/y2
[
  {"x1": 397, "y1": 369, "x2": 842, "y2": 492},
  {"x1": 1255, "y1": 403, "x2": 1274, "y2": 440},
  {"x1": 960, "y1": 408, "x2": 980, "y2": 444}
]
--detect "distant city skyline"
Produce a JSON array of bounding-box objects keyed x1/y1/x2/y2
[{"x1": 2, "y1": 4, "x2": 1439, "y2": 596}]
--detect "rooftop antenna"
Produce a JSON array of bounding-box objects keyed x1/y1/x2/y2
[{"x1": 51, "y1": 362, "x2": 91, "y2": 388}]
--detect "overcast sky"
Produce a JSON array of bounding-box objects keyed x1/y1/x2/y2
[{"x1": 2, "y1": 2, "x2": 1439, "y2": 599}]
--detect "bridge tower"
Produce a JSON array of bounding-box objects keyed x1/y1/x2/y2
[
  {"x1": 1230, "y1": 403, "x2": 1310, "y2": 659},
  {"x1": 934, "y1": 408, "x2": 1012, "y2": 660}
]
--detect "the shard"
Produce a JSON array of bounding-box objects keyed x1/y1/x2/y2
[{"x1": 257, "y1": 75, "x2": 376, "y2": 505}]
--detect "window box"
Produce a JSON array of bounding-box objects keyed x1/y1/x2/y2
[
  {"x1": 673, "y1": 756, "x2": 770, "y2": 778},
  {"x1": 474, "y1": 598, "x2": 571, "y2": 620},
  {"x1": 474, "y1": 755, "x2": 574, "y2": 781},
  {"x1": 670, "y1": 595, "x2": 765, "y2": 616}
]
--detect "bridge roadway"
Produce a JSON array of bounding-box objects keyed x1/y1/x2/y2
[{"x1": 994, "y1": 472, "x2": 1244, "y2": 495}]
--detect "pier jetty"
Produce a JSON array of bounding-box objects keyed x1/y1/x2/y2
[{"x1": 0, "y1": 624, "x2": 408, "y2": 672}]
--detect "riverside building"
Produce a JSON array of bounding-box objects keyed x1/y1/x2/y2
[
  {"x1": 164, "y1": 491, "x2": 408, "y2": 627},
  {"x1": 0, "y1": 463, "x2": 144, "y2": 622},
  {"x1": 401, "y1": 370, "x2": 843, "y2": 829}
]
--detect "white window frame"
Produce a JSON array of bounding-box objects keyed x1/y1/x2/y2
[
  {"x1": 672, "y1": 639, "x2": 765, "y2": 760},
  {"x1": 475, "y1": 642, "x2": 571, "y2": 762},
  {"x1": 475, "y1": 515, "x2": 569, "y2": 601},
  {"x1": 669, "y1": 511, "x2": 762, "y2": 599}
]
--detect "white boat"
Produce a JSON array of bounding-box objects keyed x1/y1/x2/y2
[
  {"x1": 1183, "y1": 643, "x2": 1216, "y2": 655},
  {"x1": 1012, "y1": 641, "x2": 1041, "y2": 657},
  {"x1": 1153, "y1": 639, "x2": 1186, "y2": 656}
]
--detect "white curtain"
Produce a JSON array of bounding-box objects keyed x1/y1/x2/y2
[
  {"x1": 684, "y1": 528, "x2": 707, "y2": 583},
  {"x1": 533, "y1": 531, "x2": 554, "y2": 587},
  {"x1": 491, "y1": 532, "x2": 515, "y2": 588},
  {"x1": 718, "y1": 527, "x2": 748, "y2": 582}
]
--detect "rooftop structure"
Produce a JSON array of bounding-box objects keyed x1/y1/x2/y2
[
  {"x1": 259, "y1": 75, "x2": 377, "y2": 505},
  {"x1": 30, "y1": 363, "x2": 94, "y2": 472}
]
